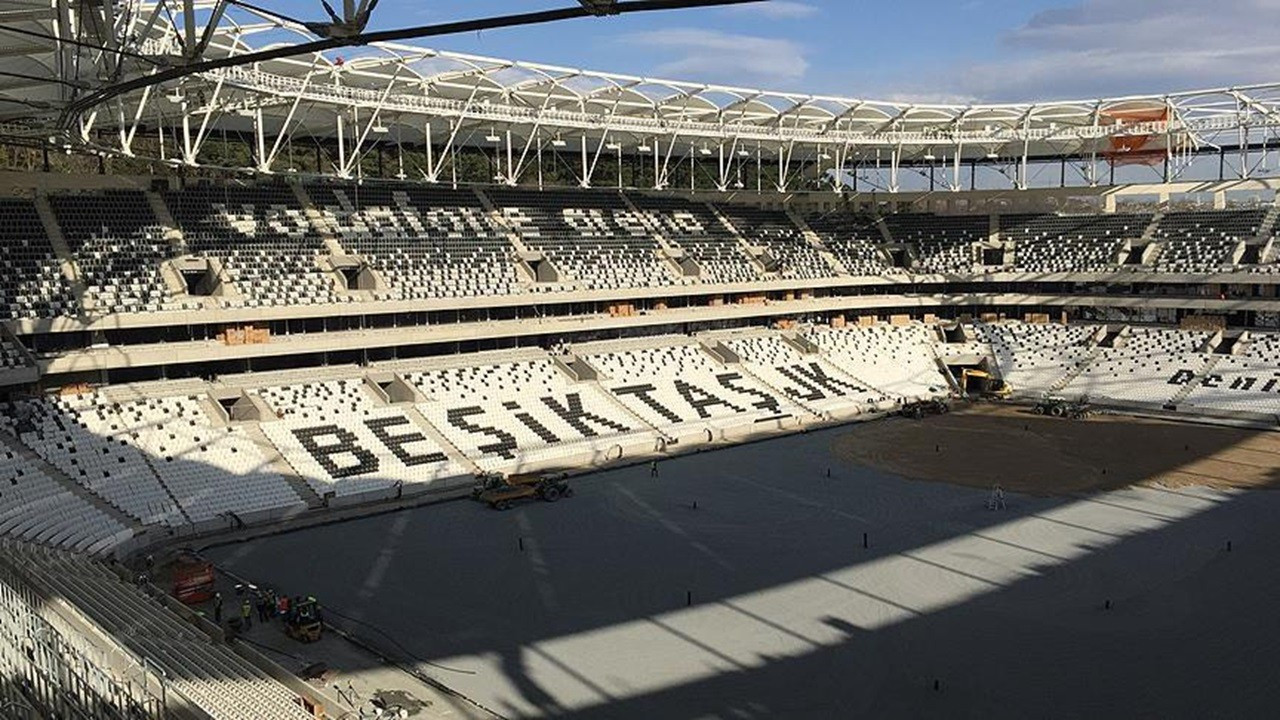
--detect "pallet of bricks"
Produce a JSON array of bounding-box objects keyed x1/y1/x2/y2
[{"x1": 219, "y1": 324, "x2": 271, "y2": 345}]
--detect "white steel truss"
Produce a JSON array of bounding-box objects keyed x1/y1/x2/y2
[{"x1": 5, "y1": 1, "x2": 1280, "y2": 190}]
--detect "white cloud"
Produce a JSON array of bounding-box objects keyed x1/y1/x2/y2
[
  {"x1": 623, "y1": 28, "x2": 809, "y2": 86},
  {"x1": 729, "y1": 1, "x2": 819, "y2": 19},
  {"x1": 871, "y1": 0, "x2": 1280, "y2": 102}
]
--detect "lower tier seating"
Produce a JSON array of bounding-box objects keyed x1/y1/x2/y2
[
  {"x1": 804, "y1": 324, "x2": 951, "y2": 401},
  {"x1": 1059, "y1": 328, "x2": 1210, "y2": 405},
  {"x1": 6, "y1": 541, "x2": 316, "y2": 720},
  {"x1": 718, "y1": 333, "x2": 889, "y2": 416},
  {"x1": 585, "y1": 340, "x2": 800, "y2": 437}
]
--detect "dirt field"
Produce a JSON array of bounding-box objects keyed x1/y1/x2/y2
[{"x1": 832, "y1": 403, "x2": 1280, "y2": 495}]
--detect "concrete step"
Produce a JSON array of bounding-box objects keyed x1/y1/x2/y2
[
  {"x1": 240, "y1": 422, "x2": 326, "y2": 509},
  {"x1": 34, "y1": 194, "x2": 90, "y2": 310},
  {"x1": 402, "y1": 405, "x2": 483, "y2": 476}
]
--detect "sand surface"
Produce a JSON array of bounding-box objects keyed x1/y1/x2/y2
[{"x1": 832, "y1": 403, "x2": 1280, "y2": 494}]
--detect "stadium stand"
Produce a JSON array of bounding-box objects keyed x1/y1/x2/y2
[
  {"x1": 1151, "y1": 209, "x2": 1265, "y2": 273},
  {"x1": 124, "y1": 395, "x2": 306, "y2": 522},
  {"x1": 1175, "y1": 333, "x2": 1280, "y2": 416},
  {"x1": 489, "y1": 187, "x2": 679, "y2": 290},
  {"x1": 974, "y1": 321, "x2": 1100, "y2": 394},
  {"x1": 1059, "y1": 327, "x2": 1211, "y2": 406},
  {"x1": 716, "y1": 332, "x2": 887, "y2": 416},
  {"x1": 0, "y1": 449, "x2": 131, "y2": 555},
  {"x1": 583, "y1": 337, "x2": 799, "y2": 442},
  {"x1": 714, "y1": 205, "x2": 838, "y2": 279},
  {"x1": 5, "y1": 540, "x2": 316, "y2": 720},
  {"x1": 407, "y1": 353, "x2": 652, "y2": 472},
  {"x1": 1002, "y1": 213, "x2": 1150, "y2": 272},
  {"x1": 627, "y1": 194, "x2": 764, "y2": 283},
  {"x1": 882, "y1": 213, "x2": 987, "y2": 273},
  {"x1": 2, "y1": 393, "x2": 186, "y2": 527},
  {"x1": 48, "y1": 190, "x2": 189, "y2": 314},
  {"x1": 805, "y1": 323, "x2": 951, "y2": 401},
  {"x1": 307, "y1": 182, "x2": 521, "y2": 299},
  {"x1": 0, "y1": 197, "x2": 77, "y2": 319},
  {"x1": 258, "y1": 377, "x2": 468, "y2": 499},
  {"x1": 163, "y1": 184, "x2": 343, "y2": 307},
  {"x1": 801, "y1": 210, "x2": 895, "y2": 274}
]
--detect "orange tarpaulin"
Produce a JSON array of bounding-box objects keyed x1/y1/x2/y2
[{"x1": 1102, "y1": 107, "x2": 1170, "y2": 166}]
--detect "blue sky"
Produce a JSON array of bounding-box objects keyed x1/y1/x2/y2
[{"x1": 276, "y1": 0, "x2": 1280, "y2": 102}]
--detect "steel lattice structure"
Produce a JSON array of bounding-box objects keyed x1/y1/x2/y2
[{"x1": 5, "y1": 0, "x2": 1280, "y2": 190}]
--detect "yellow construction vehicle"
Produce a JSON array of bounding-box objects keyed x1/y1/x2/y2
[
  {"x1": 284, "y1": 598, "x2": 323, "y2": 643},
  {"x1": 472, "y1": 471, "x2": 573, "y2": 510},
  {"x1": 959, "y1": 368, "x2": 1012, "y2": 398}
]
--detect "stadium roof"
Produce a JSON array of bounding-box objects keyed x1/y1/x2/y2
[{"x1": 4, "y1": 1, "x2": 1280, "y2": 187}]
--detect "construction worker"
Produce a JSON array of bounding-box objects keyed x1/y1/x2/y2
[
  {"x1": 650, "y1": 459, "x2": 658, "y2": 478},
  {"x1": 240, "y1": 599, "x2": 252, "y2": 629}
]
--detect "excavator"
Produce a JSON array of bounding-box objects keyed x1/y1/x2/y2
[{"x1": 959, "y1": 368, "x2": 1012, "y2": 399}]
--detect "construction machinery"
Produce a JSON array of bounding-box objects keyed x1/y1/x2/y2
[
  {"x1": 472, "y1": 471, "x2": 573, "y2": 510},
  {"x1": 959, "y1": 368, "x2": 1012, "y2": 398},
  {"x1": 284, "y1": 597, "x2": 323, "y2": 643},
  {"x1": 1033, "y1": 395, "x2": 1093, "y2": 419},
  {"x1": 900, "y1": 399, "x2": 950, "y2": 419}
]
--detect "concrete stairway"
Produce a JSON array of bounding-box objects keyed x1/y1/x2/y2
[
  {"x1": 1167, "y1": 355, "x2": 1223, "y2": 407},
  {"x1": 240, "y1": 423, "x2": 326, "y2": 509},
  {"x1": 1048, "y1": 346, "x2": 1104, "y2": 393},
  {"x1": 33, "y1": 193, "x2": 90, "y2": 310}
]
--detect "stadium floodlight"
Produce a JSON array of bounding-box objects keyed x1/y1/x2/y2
[
  {"x1": 638, "y1": 144, "x2": 653, "y2": 152},
  {"x1": 818, "y1": 152, "x2": 832, "y2": 160},
  {"x1": 923, "y1": 153, "x2": 936, "y2": 161},
  {"x1": 737, "y1": 149, "x2": 750, "y2": 157},
  {"x1": 372, "y1": 125, "x2": 389, "y2": 134},
  {"x1": 606, "y1": 142, "x2": 621, "y2": 150},
  {"x1": 986, "y1": 151, "x2": 1000, "y2": 159},
  {"x1": 698, "y1": 146, "x2": 712, "y2": 155},
  {"x1": 485, "y1": 133, "x2": 501, "y2": 142},
  {"x1": 551, "y1": 137, "x2": 568, "y2": 147}
]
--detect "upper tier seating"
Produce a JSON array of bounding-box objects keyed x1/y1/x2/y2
[
  {"x1": 407, "y1": 357, "x2": 650, "y2": 471},
  {"x1": 1152, "y1": 209, "x2": 1266, "y2": 273},
  {"x1": 627, "y1": 194, "x2": 764, "y2": 284},
  {"x1": 719, "y1": 334, "x2": 888, "y2": 415},
  {"x1": 48, "y1": 190, "x2": 190, "y2": 314},
  {"x1": 8, "y1": 542, "x2": 316, "y2": 720},
  {"x1": 259, "y1": 379, "x2": 467, "y2": 498},
  {"x1": 0, "y1": 336, "x2": 29, "y2": 371},
  {"x1": 2, "y1": 394, "x2": 186, "y2": 527},
  {"x1": 805, "y1": 324, "x2": 951, "y2": 401},
  {"x1": 120, "y1": 396, "x2": 304, "y2": 522},
  {"x1": 715, "y1": 205, "x2": 837, "y2": 280},
  {"x1": 0, "y1": 450, "x2": 131, "y2": 555},
  {"x1": 1175, "y1": 333, "x2": 1280, "y2": 416},
  {"x1": 1002, "y1": 213, "x2": 1150, "y2": 272},
  {"x1": 163, "y1": 184, "x2": 341, "y2": 307},
  {"x1": 0, "y1": 198, "x2": 76, "y2": 319},
  {"x1": 802, "y1": 211, "x2": 894, "y2": 275},
  {"x1": 882, "y1": 214, "x2": 988, "y2": 273},
  {"x1": 488, "y1": 188, "x2": 679, "y2": 290},
  {"x1": 1060, "y1": 327, "x2": 1210, "y2": 405},
  {"x1": 972, "y1": 321, "x2": 1098, "y2": 393},
  {"x1": 585, "y1": 340, "x2": 797, "y2": 435},
  {"x1": 308, "y1": 183, "x2": 520, "y2": 299}
]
